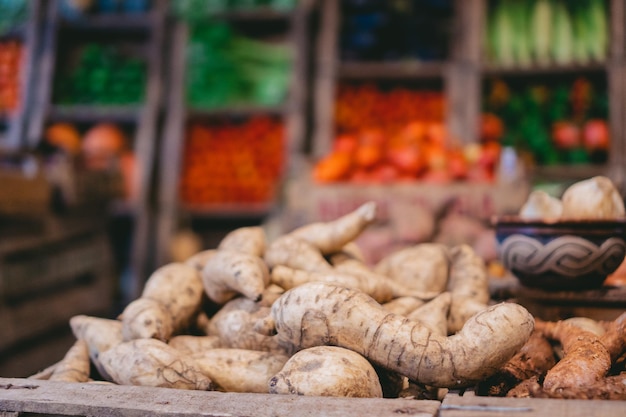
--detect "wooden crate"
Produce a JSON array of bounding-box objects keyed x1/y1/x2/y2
[{"x1": 0, "y1": 378, "x2": 624, "y2": 417}]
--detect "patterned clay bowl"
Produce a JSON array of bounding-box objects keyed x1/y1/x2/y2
[{"x1": 493, "y1": 216, "x2": 626, "y2": 290}]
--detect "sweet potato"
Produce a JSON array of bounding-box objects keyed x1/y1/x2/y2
[
  {"x1": 264, "y1": 234, "x2": 332, "y2": 273},
  {"x1": 289, "y1": 201, "x2": 378, "y2": 255},
  {"x1": 407, "y1": 292, "x2": 451, "y2": 336},
  {"x1": 381, "y1": 296, "x2": 425, "y2": 315},
  {"x1": 599, "y1": 312, "x2": 626, "y2": 362},
  {"x1": 69, "y1": 315, "x2": 123, "y2": 381},
  {"x1": 98, "y1": 338, "x2": 214, "y2": 390},
  {"x1": 374, "y1": 243, "x2": 450, "y2": 294},
  {"x1": 268, "y1": 346, "x2": 383, "y2": 398},
  {"x1": 202, "y1": 250, "x2": 270, "y2": 304},
  {"x1": 49, "y1": 339, "x2": 91, "y2": 383},
  {"x1": 209, "y1": 297, "x2": 294, "y2": 355},
  {"x1": 478, "y1": 330, "x2": 557, "y2": 397},
  {"x1": 258, "y1": 282, "x2": 534, "y2": 388},
  {"x1": 191, "y1": 348, "x2": 289, "y2": 393},
  {"x1": 121, "y1": 262, "x2": 204, "y2": 341},
  {"x1": 218, "y1": 226, "x2": 267, "y2": 257},
  {"x1": 536, "y1": 319, "x2": 612, "y2": 396},
  {"x1": 185, "y1": 249, "x2": 217, "y2": 272},
  {"x1": 446, "y1": 244, "x2": 490, "y2": 334},
  {"x1": 168, "y1": 335, "x2": 222, "y2": 355}
]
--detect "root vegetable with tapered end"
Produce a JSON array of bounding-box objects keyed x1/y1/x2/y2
[
  {"x1": 446, "y1": 244, "x2": 491, "y2": 334},
  {"x1": 268, "y1": 346, "x2": 383, "y2": 398},
  {"x1": 536, "y1": 319, "x2": 611, "y2": 396},
  {"x1": 98, "y1": 338, "x2": 214, "y2": 390},
  {"x1": 599, "y1": 312, "x2": 626, "y2": 363},
  {"x1": 120, "y1": 262, "x2": 204, "y2": 341},
  {"x1": 185, "y1": 249, "x2": 217, "y2": 272},
  {"x1": 191, "y1": 348, "x2": 289, "y2": 393},
  {"x1": 257, "y1": 282, "x2": 534, "y2": 388},
  {"x1": 264, "y1": 234, "x2": 332, "y2": 273},
  {"x1": 202, "y1": 250, "x2": 270, "y2": 304},
  {"x1": 69, "y1": 315, "x2": 123, "y2": 381},
  {"x1": 289, "y1": 201, "x2": 378, "y2": 255},
  {"x1": 374, "y1": 243, "x2": 450, "y2": 294},
  {"x1": 381, "y1": 296, "x2": 425, "y2": 315},
  {"x1": 168, "y1": 335, "x2": 223, "y2": 355},
  {"x1": 478, "y1": 330, "x2": 557, "y2": 397},
  {"x1": 407, "y1": 292, "x2": 451, "y2": 337},
  {"x1": 49, "y1": 339, "x2": 91, "y2": 383},
  {"x1": 270, "y1": 265, "x2": 438, "y2": 304},
  {"x1": 209, "y1": 297, "x2": 295, "y2": 355},
  {"x1": 218, "y1": 226, "x2": 267, "y2": 257}
]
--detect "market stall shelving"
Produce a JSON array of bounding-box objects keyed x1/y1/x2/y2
[
  {"x1": 153, "y1": 1, "x2": 314, "y2": 267},
  {"x1": 26, "y1": 0, "x2": 167, "y2": 304},
  {"x1": 0, "y1": 1, "x2": 42, "y2": 151}
]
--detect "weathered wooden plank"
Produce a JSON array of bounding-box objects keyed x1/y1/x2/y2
[
  {"x1": 441, "y1": 392, "x2": 626, "y2": 417},
  {"x1": 0, "y1": 378, "x2": 440, "y2": 417}
]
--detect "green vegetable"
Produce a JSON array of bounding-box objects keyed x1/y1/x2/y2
[
  {"x1": 551, "y1": 0, "x2": 574, "y2": 65},
  {"x1": 530, "y1": 0, "x2": 552, "y2": 65}
]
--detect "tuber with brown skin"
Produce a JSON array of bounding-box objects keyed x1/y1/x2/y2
[
  {"x1": 256, "y1": 282, "x2": 534, "y2": 388},
  {"x1": 218, "y1": 226, "x2": 267, "y2": 257},
  {"x1": 264, "y1": 234, "x2": 332, "y2": 273},
  {"x1": 49, "y1": 339, "x2": 91, "y2": 383},
  {"x1": 69, "y1": 315, "x2": 123, "y2": 381},
  {"x1": 168, "y1": 335, "x2": 222, "y2": 355}
]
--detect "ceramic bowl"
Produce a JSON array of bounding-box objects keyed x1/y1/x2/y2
[{"x1": 493, "y1": 216, "x2": 626, "y2": 290}]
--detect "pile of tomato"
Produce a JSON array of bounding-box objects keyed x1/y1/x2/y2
[
  {"x1": 179, "y1": 116, "x2": 285, "y2": 205},
  {"x1": 313, "y1": 84, "x2": 499, "y2": 184},
  {"x1": 0, "y1": 40, "x2": 22, "y2": 113}
]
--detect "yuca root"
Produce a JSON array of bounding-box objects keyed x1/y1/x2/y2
[
  {"x1": 259, "y1": 282, "x2": 534, "y2": 388},
  {"x1": 536, "y1": 319, "x2": 611, "y2": 396},
  {"x1": 477, "y1": 330, "x2": 556, "y2": 397},
  {"x1": 217, "y1": 226, "x2": 267, "y2": 257},
  {"x1": 49, "y1": 339, "x2": 91, "y2": 383}
]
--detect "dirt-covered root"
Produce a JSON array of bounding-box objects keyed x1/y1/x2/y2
[
  {"x1": 168, "y1": 335, "x2": 223, "y2": 355},
  {"x1": 600, "y1": 312, "x2": 626, "y2": 363},
  {"x1": 288, "y1": 201, "x2": 378, "y2": 255},
  {"x1": 202, "y1": 250, "x2": 270, "y2": 304},
  {"x1": 218, "y1": 226, "x2": 267, "y2": 257},
  {"x1": 263, "y1": 282, "x2": 534, "y2": 388},
  {"x1": 268, "y1": 346, "x2": 383, "y2": 398},
  {"x1": 536, "y1": 319, "x2": 612, "y2": 395},
  {"x1": 98, "y1": 338, "x2": 214, "y2": 390},
  {"x1": 477, "y1": 330, "x2": 556, "y2": 397},
  {"x1": 49, "y1": 339, "x2": 91, "y2": 383}
]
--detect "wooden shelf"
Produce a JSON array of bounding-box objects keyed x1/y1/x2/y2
[
  {"x1": 187, "y1": 104, "x2": 287, "y2": 120},
  {"x1": 58, "y1": 12, "x2": 157, "y2": 32},
  {"x1": 48, "y1": 104, "x2": 143, "y2": 123},
  {"x1": 339, "y1": 60, "x2": 447, "y2": 80},
  {"x1": 482, "y1": 62, "x2": 607, "y2": 77},
  {"x1": 530, "y1": 164, "x2": 609, "y2": 182}
]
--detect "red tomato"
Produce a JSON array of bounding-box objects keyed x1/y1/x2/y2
[
  {"x1": 552, "y1": 121, "x2": 581, "y2": 149},
  {"x1": 480, "y1": 113, "x2": 504, "y2": 142},
  {"x1": 582, "y1": 119, "x2": 610, "y2": 151}
]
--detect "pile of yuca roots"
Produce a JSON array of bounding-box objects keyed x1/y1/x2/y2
[{"x1": 29, "y1": 201, "x2": 626, "y2": 400}]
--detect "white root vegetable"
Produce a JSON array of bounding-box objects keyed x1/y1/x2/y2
[
  {"x1": 49, "y1": 339, "x2": 91, "y2": 383},
  {"x1": 168, "y1": 335, "x2": 222, "y2": 355},
  {"x1": 258, "y1": 282, "x2": 534, "y2": 388},
  {"x1": 121, "y1": 263, "x2": 204, "y2": 341},
  {"x1": 191, "y1": 348, "x2": 289, "y2": 393},
  {"x1": 446, "y1": 244, "x2": 490, "y2": 334},
  {"x1": 374, "y1": 243, "x2": 450, "y2": 294},
  {"x1": 185, "y1": 249, "x2": 217, "y2": 272},
  {"x1": 98, "y1": 338, "x2": 214, "y2": 390},
  {"x1": 269, "y1": 346, "x2": 383, "y2": 398},
  {"x1": 209, "y1": 297, "x2": 295, "y2": 355},
  {"x1": 202, "y1": 250, "x2": 270, "y2": 304},
  {"x1": 519, "y1": 190, "x2": 563, "y2": 220},
  {"x1": 270, "y1": 265, "x2": 437, "y2": 304},
  {"x1": 69, "y1": 315, "x2": 123, "y2": 381},
  {"x1": 218, "y1": 226, "x2": 267, "y2": 257},
  {"x1": 407, "y1": 292, "x2": 451, "y2": 337},
  {"x1": 264, "y1": 235, "x2": 332, "y2": 273},
  {"x1": 289, "y1": 201, "x2": 378, "y2": 255},
  {"x1": 561, "y1": 176, "x2": 625, "y2": 219},
  {"x1": 381, "y1": 296, "x2": 425, "y2": 315}
]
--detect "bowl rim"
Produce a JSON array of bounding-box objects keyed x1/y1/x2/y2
[{"x1": 492, "y1": 215, "x2": 626, "y2": 228}]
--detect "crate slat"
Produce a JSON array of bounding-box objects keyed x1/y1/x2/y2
[
  {"x1": 441, "y1": 391, "x2": 626, "y2": 417},
  {"x1": 0, "y1": 378, "x2": 440, "y2": 417}
]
